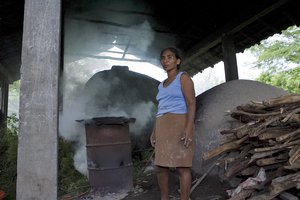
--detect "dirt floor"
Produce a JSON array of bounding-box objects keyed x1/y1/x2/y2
[
  {"x1": 121, "y1": 170, "x2": 231, "y2": 200},
  {"x1": 72, "y1": 169, "x2": 231, "y2": 200}
]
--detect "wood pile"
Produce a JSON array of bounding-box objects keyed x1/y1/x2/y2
[{"x1": 203, "y1": 94, "x2": 300, "y2": 200}]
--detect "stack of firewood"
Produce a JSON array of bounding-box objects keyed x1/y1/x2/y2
[{"x1": 203, "y1": 94, "x2": 300, "y2": 200}]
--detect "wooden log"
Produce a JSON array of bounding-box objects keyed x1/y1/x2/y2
[
  {"x1": 289, "y1": 145, "x2": 300, "y2": 157},
  {"x1": 249, "y1": 149, "x2": 284, "y2": 164},
  {"x1": 221, "y1": 122, "x2": 255, "y2": 138},
  {"x1": 236, "y1": 103, "x2": 268, "y2": 114},
  {"x1": 281, "y1": 107, "x2": 300, "y2": 123},
  {"x1": 225, "y1": 159, "x2": 251, "y2": 179},
  {"x1": 255, "y1": 153, "x2": 288, "y2": 166},
  {"x1": 240, "y1": 166, "x2": 259, "y2": 176},
  {"x1": 284, "y1": 164, "x2": 300, "y2": 170},
  {"x1": 247, "y1": 193, "x2": 277, "y2": 200},
  {"x1": 250, "y1": 116, "x2": 283, "y2": 137},
  {"x1": 217, "y1": 144, "x2": 253, "y2": 166},
  {"x1": 289, "y1": 146, "x2": 300, "y2": 165},
  {"x1": 236, "y1": 123, "x2": 258, "y2": 138},
  {"x1": 216, "y1": 156, "x2": 239, "y2": 165},
  {"x1": 263, "y1": 94, "x2": 300, "y2": 107},
  {"x1": 203, "y1": 135, "x2": 248, "y2": 160},
  {"x1": 287, "y1": 114, "x2": 300, "y2": 123},
  {"x1": 228, "y1": 189, "x2": 254, "y2": 200},
  {"x1": 258, "y1": 128, "x2": 295, "y2": 140},
  {"x1": 254, "y1": 139, "x2": 300, "y2": 153},
  {"x1": 276, "y1": 128, "x2": 300, "y2": 142},
  {"x1": 270, "y1": 171, "x2": 300, "y2": 196},
  {"x1": 230, "y1": 110, "x2": 281, "y2": 123},
  {"x1": 279, "y1": 192, "x2": 299, "y2": 200}
]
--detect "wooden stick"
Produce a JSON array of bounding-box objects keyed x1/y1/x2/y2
[
  {"x1": 263, "y1": 94, "x2": 300, "y2": 106},
  {"x1": 249, "y1": 149, "x2": 283, "y2": 164},
  {"x1": 254, "y1": 139, "x2": 300, "y2": 152},
  {"x1": 276, "y1": 128, "x2": 300, "y2": 142},
  {"x1": 190, "y1": 154, "x2": 226, "y2": 194},
  {"x1": 270, "y1": 171, "x2": 300, "y2": 196},
  {"x1": 203, "y1": 135, "x2": 248, "y2": 160},
  {"x1": 190, "y1": 163, "x2": 216, "y2": 194}
]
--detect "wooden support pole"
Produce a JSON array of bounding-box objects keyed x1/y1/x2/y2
[{"x1": 222, "y1": 34, "x2": 239, "y2": 82}]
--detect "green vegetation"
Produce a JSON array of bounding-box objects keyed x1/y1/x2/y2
[
  {"x1": 0, "y1": 115, "x2": 18, "y2": 200},
  {"x1": 249, "y1": 25, "x2": 300, "y2": 93},
  {"x1": 0, "y1": 114, "x2": 152, "y2": 199},
  {"x1": 58, "y1": 138, "x2": 90, "y2": 197},
  {"x1": 132, "y1": 148, "x2": 154, "y2": 182},
  {"x1": 0, "y1": 114, "x2": 90, "y2": 199}
]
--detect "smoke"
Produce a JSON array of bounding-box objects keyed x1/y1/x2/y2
[
  {"x1": 59, "y1": 65, "x2": 157, "y2": 175},
  {"x1": 60, "y1": 0, "x2": 163, "y2": 176},
  {"x1": 130, "y1": 101, "x2": 155, "y2": 134}
]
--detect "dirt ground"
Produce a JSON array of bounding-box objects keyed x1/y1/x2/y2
[
  {"x1": 121, "y1": 170, "x2": 231, "y2": 200},
  {"x1": 72, "y1": 169, "x2": 231, "y2": 200}
]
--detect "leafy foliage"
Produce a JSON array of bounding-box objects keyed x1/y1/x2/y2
[
  {"x1": 0, "y1": 115, "x2": 19, "y2": 200},
  {"x1": 58, "y1": 138, "x2": 90, "y2": 197},
  {"x1": 132, "y1": 148, "x2": 154, "y2": 181},
  {"x1": 0, "y1": 114, "x2": 90, "y2": 199},
  {"x1": 249, "y1": 25, "x2": 300, "y2": 93}
]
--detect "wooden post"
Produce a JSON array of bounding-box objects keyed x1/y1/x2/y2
[
  {"x1": 222, "y1": 34, "x2": 239, "y2": 81},
  {"x1": 17, "y1": 0, "x2": 61, "y2": 199},
  {"x1": 0, "y1": 75, "x2": 9, "y2": 127}
]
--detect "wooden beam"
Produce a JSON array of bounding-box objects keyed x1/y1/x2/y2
[
  {"x1": 222, "y1": 34, "x2": 238, "y2": 81},
  {"x1": 183, "y1": 0, "x2": 290, "y2": 67}
]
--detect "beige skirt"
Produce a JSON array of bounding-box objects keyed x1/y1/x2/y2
[{"x1": 154, "y1": 113, "x2": 195, "y2": 167}]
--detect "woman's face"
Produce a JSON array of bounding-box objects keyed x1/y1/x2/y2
[{"x1": 160, "y1": 49, "x2": 180, "y2": 71}]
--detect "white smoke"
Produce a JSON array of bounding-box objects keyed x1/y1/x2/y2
[
  {"x1": 130, "y1": 101, "x2": 155, "y2": 134},
  {"x1": 60, "y1": 0, "x2": 165, "y2": 176}
]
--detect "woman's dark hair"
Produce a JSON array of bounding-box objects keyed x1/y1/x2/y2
[{"x1": 160, "y1": 47, "x2": 183, "y2": 69}]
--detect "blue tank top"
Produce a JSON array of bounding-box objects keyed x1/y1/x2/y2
[{"x1": 156, "y1": 71, "x2": 187, "y2": 117}]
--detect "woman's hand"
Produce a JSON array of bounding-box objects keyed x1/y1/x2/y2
[
  {"x1": 150, "y1": 130, "x2": 156, "y2": 147},
  {"x1": 181, "y1": 128, "x2": 193, "y2": 148}
]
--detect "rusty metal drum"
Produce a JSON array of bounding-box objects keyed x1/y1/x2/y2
[{"x1": 78, "y1": 117, "x2": 136, "y2": 192}]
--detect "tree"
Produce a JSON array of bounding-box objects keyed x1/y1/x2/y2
[{"x1": 249, "y1": 25, "x2": 300, "y2": 93}]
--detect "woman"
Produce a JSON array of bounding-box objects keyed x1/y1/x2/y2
[{"x1": 151, "y1": 47, "x2": 196, "y2": 200}]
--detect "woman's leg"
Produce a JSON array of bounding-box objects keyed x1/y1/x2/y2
[
  {"x1": 156, "y1": 165, "x2": 170, "y2": 200},
  {"x1": 177, "y1": 167, "x2": 192, "y2": 200}
]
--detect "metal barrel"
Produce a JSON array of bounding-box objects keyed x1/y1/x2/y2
[{"x1": 80, "y1": 117, "x2": 136, "y2": 192}]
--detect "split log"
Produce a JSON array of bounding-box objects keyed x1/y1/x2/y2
[
  {"x1": 258, "y1": 128, "x2": 295, "y2": 140},
  {"x1": 202, "y1": 135, "x2": 248, "y2": 160},
  {"x1": 249, "y1": 149, "x2": 284, "y2": 164},
  {"x1": 221, "y1": 123, "x2": 255, "y2": 138},
  {"x1": 263, "y1": 94, "x2": 300, "y2": 107},
  {"x1": 247, "y1": 193, "x2": 277, "y2": 200},
  {"x1": 240, "y1": 166, "x2": 259, "y2": 176},
  {"x1": 284, "y1": 164, "x2": 300, "y2": 170},
  {"x1": 281, "y1": 107, "x2": 300, "y2": 122},
  {"x1": 270, "y1": 171, "x2": 300, "y2": 196},
  {"x1": 250, "y1": 116, "x2": 284, "y2": 137},
  {"x1": 276, "y1": 128, "x2": 300, "y2": 142},
  {"x1": 255, "y1": 153, "x2": 288, "y2": 166},
  {"x1": 254, "y1": 139, "x2": 300, "y2": 153},
  {"x1": 230, "y1": 110, "x2": 281, "y2": 123},
  {"x1": 236, "y1": 103, "x2": 268, "y2": 114},
  {"x1": 287, "y1": 114, "x2": 300, "y2": 123},
  {"x1": 279, "y1": 192, "x2": 299, "y2": 200},
  {"x1": 225, "y1": 159, "x2": 251, "y2": 179},
  {"x1": 289, "y1": 146, "x2": 300, "y2": 165},
  {"x1": 289, "y1": 145, "x2": 300, "y2": 157},
  {"x1": 228, "y1": 189, "x2": 254, "y2": 200}
]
